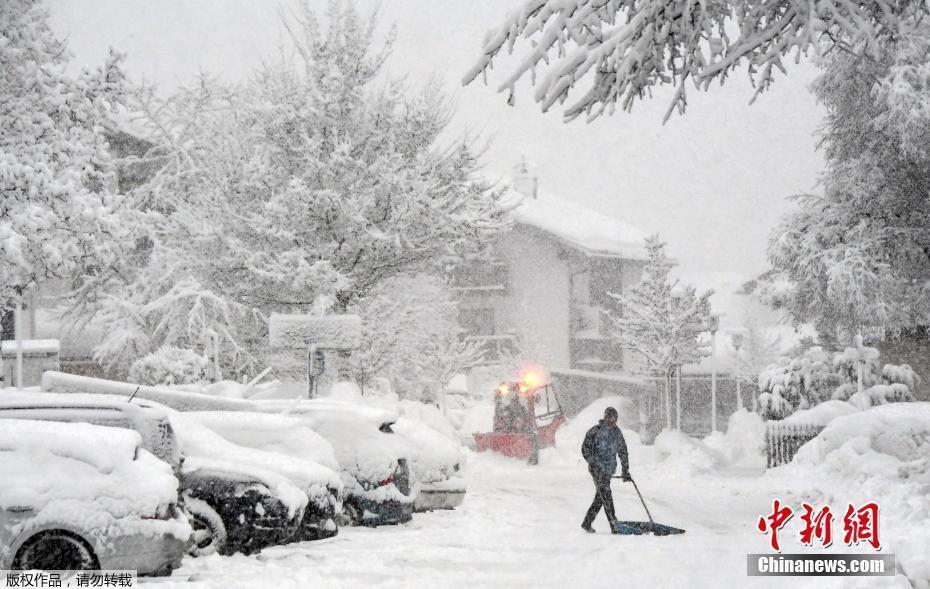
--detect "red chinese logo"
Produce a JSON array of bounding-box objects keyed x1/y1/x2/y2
[
  {"x1": 757, "y1": 500, "x2": 881, "y2": 551},
  {"x1": 757, "y1": 499, "x2": 794, "y2": 552},
  {"x1": 799, "y1": 503, "x2": 833, "y2": 548},
  {"x1": 843, "y1": 502, "x2": 881, "y2": 550}
]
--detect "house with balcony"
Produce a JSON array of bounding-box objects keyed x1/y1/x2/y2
[{"x1": 452, "y1": 171, "x2": 648, "y2": 381}]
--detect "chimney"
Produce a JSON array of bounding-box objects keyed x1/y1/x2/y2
[{"x1": 512, "y1": 157, "x2": 538, "y2": 199}]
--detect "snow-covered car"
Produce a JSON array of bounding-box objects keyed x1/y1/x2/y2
[
  {"x1": 392, "y1": 417, "x2": 466, "y2": 512},
  {"x1": 0, "y1": 419, "x2": 190, "y2": 575},
  {"x1": 184, "y1": 410, "x2": 343, "y2": 540},
  {"x1": 0, "y1": 393, "x2": 307, "y2": 557},
  {"x1": 168, "y1": 411, "x2": 343, "y2": 543},
  {"x1": 255, "y1": 399, "x2": 417, "y2": 526},
  {"x1": 40, "y1": 372, "x2": 412, "y2": 526}
]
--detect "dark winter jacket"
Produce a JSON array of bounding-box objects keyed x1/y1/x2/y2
[{"x1": 581, "y1": 419, "x2": 630, "y2": 476}]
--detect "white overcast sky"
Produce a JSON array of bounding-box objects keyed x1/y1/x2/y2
[{"x1": 46, "y1": 0, "x2": 826, "y2": 289}]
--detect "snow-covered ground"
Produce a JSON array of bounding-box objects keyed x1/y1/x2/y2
[{"x1": 143, "y1": 437, "x2": 912, "y2": 588}]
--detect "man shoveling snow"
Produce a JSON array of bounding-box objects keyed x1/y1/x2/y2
[{"x1": 580, "y1": 406, "x2": 630, "y2": 534}]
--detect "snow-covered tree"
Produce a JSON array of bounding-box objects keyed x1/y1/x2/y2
[
  {"x1": 757, "y1": 347, "x2": 839, "y2": 419},
  {"x1": 0, "y1": 0, "x2": 127, "y2": 308},
  {"x1": 767, "y1": 19, "x2": 930, "y2": 337},
  {"x1": 607, "y1": 235, "x2": 713, "y2": 428},
  {"x1": 757, "y1": 343, "x2": 918, "y2": 419},
  {"x1": 463, "y1": 0, "x2": 923, "y2": 121},
  {"x1": 348, "y1": 274, "x2": 484, "y2": 402},
  {"x1": 728, "y1": 319, "x2": 784, "y2": 388},
  {"x1": 73, "y1": 1, "x2": 507, "y2": 377}
]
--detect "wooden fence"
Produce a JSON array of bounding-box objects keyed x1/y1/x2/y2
[{"x1": 765, "y1": 422, "x2": 826, "y2": 468}]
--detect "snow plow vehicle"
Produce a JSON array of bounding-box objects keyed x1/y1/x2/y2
[{"x1": 473, "y1": 371, "x2": 565, "y2": 464}]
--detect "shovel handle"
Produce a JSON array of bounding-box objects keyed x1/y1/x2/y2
[{"x1": 611, "y1": 475, "x2": 655, "y2": 524}]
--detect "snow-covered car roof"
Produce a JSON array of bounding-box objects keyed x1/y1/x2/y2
[
  {"x1": 0, "y1": 391, "x2": 170, "y2": 417},
  {"x1": 185, "y1": 411, "x2": 339, "y2": 472},
  {"x1": 0, "y1": 391, "x2": 182, "y2": 467},
  {"x1": 0, "y1": 419, "x2": 180, "y2": 527},
  {"x1": 251, "y1": 400, "x2": 406, "y2": 485},
  {"x1": 167, "y1": 411, "x2": 342, "y2": 509},
  {"x1": 40, "y1": 371, "x2": 258, "y2": 412},
  {"x1": 391, "y1": 418, "x2": 464, "y2": 485},
  {"x1": 254, "y1": 398, "x2": 399, "y2": 428}
]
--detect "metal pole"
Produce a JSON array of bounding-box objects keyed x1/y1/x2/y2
[
  {"x1": 212, "y1": 332, "x2": 221, "y2": 382},
  {"x1": 710, "y1": 329, "x2": 717, "y2": 431},
  {"x1": 855, "y1": 333, "x2": 867, "y2": 409},
  {"x1": 664, "y1": 372, "x2": 672, "y2": 430},
  {"x1": 14, "y1": 301, "x2": 23, "y2": 389},
  {"x1": 675, "y1": 365, "x2": 682, "y2": 431},
  {"x1": 735, "y1": 349, "x2": 742, "y2": 411}
]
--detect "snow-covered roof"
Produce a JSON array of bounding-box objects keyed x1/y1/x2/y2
[{"x1": 502, "y1": 187, "x2": 648, "y2": 259}]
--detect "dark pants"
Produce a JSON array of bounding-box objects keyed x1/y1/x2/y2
[{"x1": 582, "y1": 467, "x2": 616, "y2": 526}]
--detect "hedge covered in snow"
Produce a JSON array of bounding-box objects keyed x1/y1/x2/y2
[
  {"x1": 757, "y1": 344, "x2": 918, "y2": 419},
  {"x1": 129, "y1": 345, "x2": 209, "y2": 386}
]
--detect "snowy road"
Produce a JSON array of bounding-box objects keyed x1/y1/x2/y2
[{"x1": 147, "y1": 450, "x2": 909, "y2": 589}]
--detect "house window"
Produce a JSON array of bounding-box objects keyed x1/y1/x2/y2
[
  {"x1": 458, "y1": 308, "x2": 496, "y2": 337},
  {"x1": 450, "y1": 260, "x2": 509, "y2": 293},
  {"x1": 0, "y1": 311, "x2": 12, "y2": 341}
]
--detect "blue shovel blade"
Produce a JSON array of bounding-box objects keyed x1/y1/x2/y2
[{"x1": 611, "y1": 521, "x2": 686, "y2": 536}]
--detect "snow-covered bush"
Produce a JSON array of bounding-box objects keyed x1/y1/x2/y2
[
  {"x1": 757, "y1": 344, "x2": 918, "y2": 419},
  {"x1": 833, "y1": 346, "x2": 919, "y2": 408},
  {"x1": 129, "y1": 345, "x2": 209, "y2": 386},
  {"x1": 757, "y1": 347, "x2": 839, "y2": 419}
]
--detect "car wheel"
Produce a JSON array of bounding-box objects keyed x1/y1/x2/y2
[
  {"x1": 185, "y1": 497, "x2": 227, "y2": 557},
  {"x1": 13, "y1": 530, "x2": 99, "y2": 571}
]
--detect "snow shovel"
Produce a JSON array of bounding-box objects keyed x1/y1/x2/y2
[{"x1": 609, "y1": 476, "x2": 686, "y2": 536}]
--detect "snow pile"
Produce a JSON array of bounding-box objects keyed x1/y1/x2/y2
[
  {"x1": 129, "y1": 345, "x2": 209, "y2": 386},
  {"x1": 196, "y1": 380, "x2": 254, "y2": 399},
  {"x1": 653, "y1": 430, "x2": 726, "y2": 475},
  {"x1": 558, "y1": 395, "x2": 639, "y2": 439},
  {"x1": 782, "y1": 400, "x2": 857, "y2": 425},
  {"x1": 456, "y1": 402, "x2": 496, "y2": 447},
  {"x1": 702, "y1": 409, "x2": 766, "y2": 469},
  {"x1": 0, "y1": 420, "x2": 190, "y2": 544},
  {"x1": 783, "y1": 403, "x2": 930, "y2": 586},
  {"x1": 327, "y1": 380, "x2": 363, "y2": 401}
]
